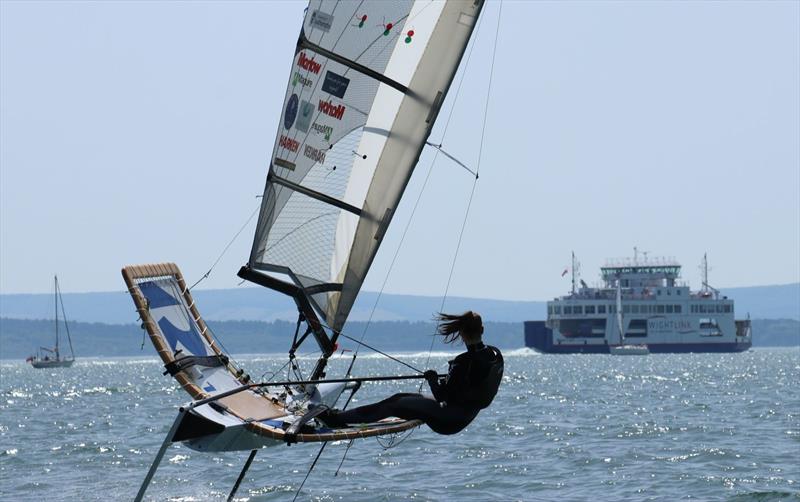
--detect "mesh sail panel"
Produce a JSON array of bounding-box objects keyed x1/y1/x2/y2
[{"x1": 250, "y1": 0, "x2": 483, "y2": 331}]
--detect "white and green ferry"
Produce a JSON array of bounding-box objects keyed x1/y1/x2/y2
[{"x1": 525, "y1": 252, "x2": 752, "y2": 354}]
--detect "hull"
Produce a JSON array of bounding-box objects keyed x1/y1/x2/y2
[
  {"x1": 525, "y1": 321, "x2": 752, "y2": 354},
  {"x1": 30, "y1": 359, "x2": 74, "y2": 369},
  {"x1": 609, "y1": 344, "x2": 650, "y2": 355}
]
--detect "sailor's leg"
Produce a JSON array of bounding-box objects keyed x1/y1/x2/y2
[
  {"x1": 134, "y1": 409, "x2": 186, "y2": 502},
  {"x1": 227, "y1": 449, "x2": 258, "y2": 502},
  {"x1": 333, "y1": 393, "x2": 438, "y2": 424}
]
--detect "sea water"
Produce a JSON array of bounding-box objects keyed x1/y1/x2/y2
[{"x1": 1, "y1": 349, "x2": 798, "y2": 501}]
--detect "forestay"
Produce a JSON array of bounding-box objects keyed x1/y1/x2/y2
[{"x1": 249, "y1": 0, "x2": 483, "y2": 332}]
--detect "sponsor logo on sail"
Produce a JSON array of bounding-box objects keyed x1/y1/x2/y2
[
  {"x1": 274, "y1": 158, "x2": 296, "y2": 171},
  {"x1": 318, "y1": 99, "x2": 345, "y2": 120},
  {"x1": 279, "y1": 134, "x2": 299, "y2": 152},
  {"x1": 295, "y1": 100, "x2": 314, "y2": 133},
  {"x1": 284, "y1": 94, "x2": 298, "y2": 129},
  {"x1": 297, "y1": 52, "x2": 321, "y2": 75},
  {"x1": 311, "y1": 122, "x2": 333, "y2": 141},
  {"x1": 322, "y1": 70, "x2": 350, "y2": 99},
  {"x1": 304, "y1": 144, "x2": 326, "y2": 164},
  {"x1": 309, "y1": 10, "x2": 333, "y2": 33},
  {"x1": 292, "y1": 72, "x2": 313, "y2": 88}
]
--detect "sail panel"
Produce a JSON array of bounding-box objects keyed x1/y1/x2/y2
[{"x1": 250, "y1": 0, "x2": 483, "y2": 331}]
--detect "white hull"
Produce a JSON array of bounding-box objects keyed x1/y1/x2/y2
[
  {"x1": 609, "y1": 344, "x2": 650, "y2": 355},
  {"x1": 30, "y1": 358, "x2": 75, "y2": 369}
]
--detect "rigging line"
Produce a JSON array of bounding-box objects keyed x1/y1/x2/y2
[
  {"x1": 425, "y1": 141, "x2": 477, "y2": 178},
  {"x1": 424, "y1": 0, "x2": 503, "y2": 373},
  {"x1": 189, "y1": 202, "x2": 261, "y2": 291},
  {"x1": 337, "y1": 332, "x2": 423, "y2": 373},
  {"x1": 292, "y1": 441, "x2": 328, "y2": 502},
  {"x1": 352, "y1": 6, "x2": 485, "y2": 357}
]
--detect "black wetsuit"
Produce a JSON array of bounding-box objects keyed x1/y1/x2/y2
[{"x1": 332, "y1": 343, "x2": 503, "y2": 435}]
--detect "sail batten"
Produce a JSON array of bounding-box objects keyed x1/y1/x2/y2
[{"x1": 249, "y1": 0, "x2": 484, "y2": 331}]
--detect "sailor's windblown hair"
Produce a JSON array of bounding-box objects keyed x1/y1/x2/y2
[{"x1": 434, "y1": 311, "x2": 484, "y2": 344}]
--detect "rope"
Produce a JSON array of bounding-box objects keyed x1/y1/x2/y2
[
  {"x1": 336, "y1": 332, "x2": 423, "y2": 374},
  {"x1": 189, "y1": 202, "x2": 260, "y2": 291},
  {"x1": 423, "y1": 0, "x2": 503, "y2": 376},
  {"x1": 292, "y1": 441, "x2": 328, "y2": 502}
]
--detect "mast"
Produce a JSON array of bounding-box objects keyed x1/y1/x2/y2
[
  {"x1": 616, "y1": 279, "x2": 624, "y2": 345},
  {"x1": 570, "y1": 252, "x2": 580, "y2": 295},
  {"x1": 57, "y1": 276, "x2": 75, "y2": 359},
  {"x1": 54, "y1": 275, "x2": 59, "y2": 359},
  {"x1": 700, "y1": 252, "x2": 719, "y2": 299}
]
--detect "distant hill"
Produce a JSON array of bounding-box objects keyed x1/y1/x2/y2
[
  {"x1": 0, "y1": 283, "x2": 797, "y2": 324},
  {"x1": 0, "y1": 317, "x2": 796, "y2": 359}
]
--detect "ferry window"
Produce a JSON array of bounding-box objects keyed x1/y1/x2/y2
[
  {"x1": 691, "y1": 305, "x2": 696, "y2": 313},
  {"x1": 717, "y1": 305, "x2": 724, "y2": 313},
  {"x1": 677, "y1": 289, "x2": 681, "y2": 295},
  {"x1": 657, "y1": 289, "x2": 662, "y2": 295},
  {"x1": 585, "y1": 305, "x2": 595, "y2": 314},
  {"x1": 667, "y1": 289, "x2": 671, "y2": 296},
  {"x1": 724, "y1": 305, "x2": 731, "y2": 313},
  {"x1": 555, "y1": 306, "x2": 561, "y2": 314},
  {"x1": 564, "y1": 306, "x2": 572, "y2": 315},
  {"x1": 657, "y1": 305, "x2": 665, "y2": 314},
  {"x1": 548, "y1": 306, "x2": 552, "y2": 315},
  {"x1": 574, "y1": 306, "x2": 583, "y2": 315},
  {"x1": 666, "y1": 305, "x2": 674, "y2": 313},
  {"x1": 623, "y1": 305, "x2": 631, "y2": 314},
  {"x1": 631, "y1": 305, "x2": 639, "y2": 314},
  {"x1": 675, "y1": 305, "x2": 682, "y2": 314},
  {"x1": 609, "y1": 305, "x2": 616, "y2": 313},
  {"x1": 598, "y1": 305, "x2": 606, "y2": 314}
]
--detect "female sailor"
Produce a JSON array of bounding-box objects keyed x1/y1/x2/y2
[{"x1": 319, "y1": 311, "x2": 503, "y2": 435}]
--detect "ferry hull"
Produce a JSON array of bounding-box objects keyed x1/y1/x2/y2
[{"x1": 524, "y1": 322, "x2": 751, "y2": 354}]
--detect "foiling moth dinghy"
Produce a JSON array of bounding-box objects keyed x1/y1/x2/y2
[
  {"x1": 123, "y1": 264, "x2": 423, "y2": 501},
  {"x1": 122, "y1": 0, "x2": 485, "y2": 499}
]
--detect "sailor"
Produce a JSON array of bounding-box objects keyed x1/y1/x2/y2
[{"x1": 318, "y1": 311, "x2": 503, "y2": 435}]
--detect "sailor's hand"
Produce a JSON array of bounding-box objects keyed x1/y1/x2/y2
[{"x1": 423, "y1": 369, "x2": 438, "y2": 382}]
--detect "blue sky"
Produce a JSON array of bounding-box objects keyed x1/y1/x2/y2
[{"x1": 1, "y1": 0, "x2": 798, "y2": 301}]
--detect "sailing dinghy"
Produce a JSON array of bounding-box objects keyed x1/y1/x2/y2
[{"x1": 123, "y1": 1, "x2": 486, "y2": 499}]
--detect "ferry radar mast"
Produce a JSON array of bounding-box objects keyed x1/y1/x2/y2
[
  {"x1": 700, "y1": 253, "x2": 720, "y2": 300},
  {"x1": 570, "y1": 251, "x2": 581, "y2": 295}
]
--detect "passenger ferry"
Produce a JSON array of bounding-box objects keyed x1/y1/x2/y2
[{"x1": 525, "y1": 252, "x2": 752, "y2": 354}]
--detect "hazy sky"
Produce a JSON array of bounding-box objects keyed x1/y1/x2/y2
[{"x1": 1, "y1": 0, "x2": 798, "y2": 301}]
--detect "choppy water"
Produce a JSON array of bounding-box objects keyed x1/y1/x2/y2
[{"x1": 1, "y1": 349, "x2": 798, "y2": 501}]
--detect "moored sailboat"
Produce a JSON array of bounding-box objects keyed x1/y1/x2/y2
[{"x1": 27, "y1": 275, "x2": 76, "y2": 368}]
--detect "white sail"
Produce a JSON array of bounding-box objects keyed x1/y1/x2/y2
[{"x1": 248, "y1": 0, "x2": 483, "y2": 332}]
